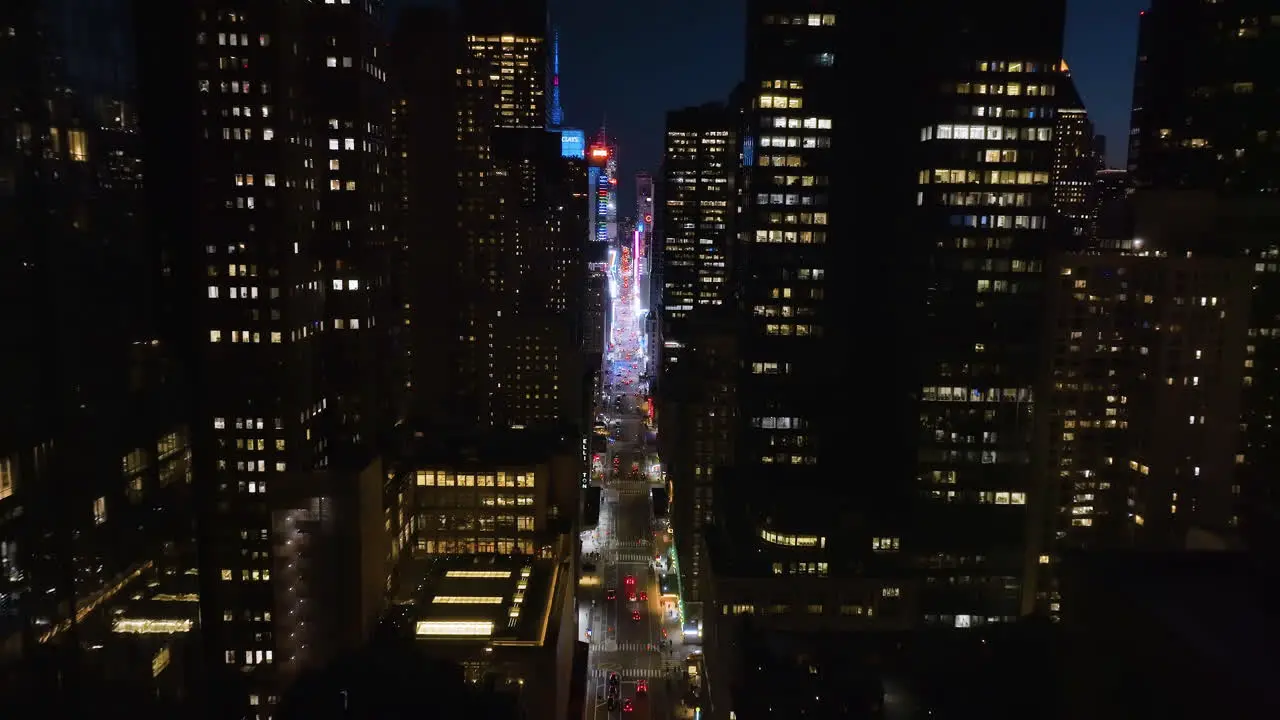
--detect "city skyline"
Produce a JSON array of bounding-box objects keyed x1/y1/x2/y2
[{"x1": 2, "y1": 0, "x2": 1277, "y2": 718}]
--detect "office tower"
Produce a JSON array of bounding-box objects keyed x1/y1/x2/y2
[
  {"x1": 390, "y1": 8, "x2": 458, "y2": 425},
  {"x1": 587, "y1": 132, "x2": 618, "y2": 248},
  {"x1": 1029, "y1": 251, "x2": 1249, "y2": 614},
  {"x1": 450, "y1": 0, "x2": 587, "y2": 433},
  {"x1": 0, "y1": 0, "x2": 193, "y2": 708},
  {"x1": 1127, "y1": 0, "x2": 1280, "y2": 557},
  {"x1": 707, "y1": 0, "x2": 1066, "y2": 645},
  {"x1": 136, "y1": 1, "x2": 399, "y2": 713},
  {"x1": 1092, "y1": 134, "x2": 1108, "y2": 169},
  {"x1": 1051, "y1": 71, "x2": 1095, "y2": 241},
  {"x1": 1091, "y1": 169, "x2": 1133, "y2": 245},
  {"x1": 661, "y1": 312, "x2": 736, "y2": 607},
  {"x1": 1129, "y1": 1, "x2": 1280, "y2": 193},
  {"x1": 658, "y1": 103, "x2": 736, "y2": 374},
  {"x1": 913, "y1": 8, "x2": 1069, "y2": 627}
]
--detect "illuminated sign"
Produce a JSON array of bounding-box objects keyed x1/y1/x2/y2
[
  {"x1": 589, "y1": 145, "x2": 609, "y2": 161},
  {"x1": 560, "y1": 129, "x2": 585, "y2": 159}
]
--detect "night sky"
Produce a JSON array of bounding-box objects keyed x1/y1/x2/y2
[{"x1": 399, "y1": 0, "x2": 1148, "y2": 191}]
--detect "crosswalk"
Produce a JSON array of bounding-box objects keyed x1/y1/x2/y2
[
  {"x1": 591, "y1": 667, "x2": 653, "y2": 680},
  {"x1": 616, "y1": 550, "x2": 653, "y2": 564},
  {"x1": 591, "y1": 640, "x2": 659, "y2": 653}
]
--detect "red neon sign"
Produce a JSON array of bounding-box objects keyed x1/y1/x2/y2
[{"x1": 589, "y1": 146, "x2": 609, "y2": 160}]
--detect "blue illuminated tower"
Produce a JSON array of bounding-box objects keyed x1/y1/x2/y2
[{"x1": 550, "y1": 28, "x2": 564, "y2": 127}]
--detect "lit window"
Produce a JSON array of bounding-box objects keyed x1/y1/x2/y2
[
  {"x1": 344, "y1": 138, "x2": 355, "y2": 150},
  {"x1": 326, "y1": 57, "x2": 337, "y2": 68},
  {"x1": 264, "y1": 174, "x2": 276, "y2": 187},
  {"x1": 262, "y1": 128, "x2": 274, "y2": 141},
  {"x1": 0, "y1": 458, "x2": 14, "y2": 501},
  {"x1": 93, "y1": 496, "x2": 107, "y2": 525},
  {"x1": 329, "y1": 139, "x2": 340, "y2": 150},
  {"x1": 345, "y1": 180, "x2": 356, "y2": 191},
  {"x1": 210, "y1": 330, "x2": 222, "y2": 343},
  {"x1": 347, "y1": 279, "x2": 359, "y2": 290},
  {"x1": 270, "y1": 332, "x2": 282, "y2": 343},
  {"x1": 342, "y1": 57, "x2": 353, "y2": 67},
  {"x1": 68, "y1": 129, "x2": 88, "y2": 162},
  {"x1": 330, "y1": 179, "x2": 341, "y2": 191},
  {"x1": 329, "y1": 158, "x2": 340, "y2": 170}
]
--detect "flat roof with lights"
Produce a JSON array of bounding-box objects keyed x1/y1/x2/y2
[{"x1": 409, "y1": 557, "x2": 561, "y2": 646}]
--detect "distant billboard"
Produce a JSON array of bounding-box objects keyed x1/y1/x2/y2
[{"x1": 560, "y1": 129, "x2": 586, "y2": 159}]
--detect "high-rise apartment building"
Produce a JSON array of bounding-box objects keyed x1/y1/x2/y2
[
  {"x1": 658, "y1": 103, "x2": 735, "y2": 374},
  {"x1": 1127, "y1": 0, "x2": 1280, "y2": 558},
  {"x1": 138, "y1": 1, "x2": 401, "y2": 713},
  {"x1": 1, "y1": 0, "x2": 192, "y2": 709},
  {"x1": 1029, "y1": 251, "x2": 1250, "y2": 615}
]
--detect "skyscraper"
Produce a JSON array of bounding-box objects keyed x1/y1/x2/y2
[
  {"x1": 138, "y1": 0, "x2": 400, "y2": 712},
  {"x1": 914, "y1": 5, "x2": 1068, "y2": 627},
  {"x1": 1028, "y1": 250, "x2": 1250, "y2": 616},
  {"x1": 1052, "y1": 70, "x2": 1095, "y2": 240},
  {"x1": 390, "y1": 7, "x2": 458, "y2": 426},
  {"x1": 658, "y1": 103, "x2": 736, "y2": 374},
  {"x1": 1, "y1": 0, "x2": 192, "y2": 708},
  {"x1": 704, "y1": 0, "x2": 1070, "y2": 665},
  {"x1": 1127, "y1": 0, "x2": 1280, "y2": 557},
  {"x1": 451, "y1": 0, "x2": 586, "y2": 432}
]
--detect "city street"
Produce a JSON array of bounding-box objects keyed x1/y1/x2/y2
[{"x1": 581, "y1": 240, "x2": 689, "y2": 719}]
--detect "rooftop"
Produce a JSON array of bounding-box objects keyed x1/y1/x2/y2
[
  {"x1": 408, "y1": 556, "x2": 562, "y2": 647},
  {"x1": 395, "y1": 425, "x2": 579, "y2": 469}
]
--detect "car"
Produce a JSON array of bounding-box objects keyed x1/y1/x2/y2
[
  {"x1": 638, "y1": 590, "x2": 647, "y2": 601},
  {"x1": 624, "y1": 575, "x2": 635, "y2": 586},
  {"x1": 627, "y1": 591, "x2": 637, "y2": 602},
  {"x1": 622, "y1": 699, "x2": 634, "y2": 713},
  {"x1": 606, "y1": 589, "x2": 616, "y2": 600},
  {"x1": 631, "y1": 610, "x2": 641, "y2": 622},
  {"x1": 637, "y1": 680, "x2": 648, "y2": 696}
]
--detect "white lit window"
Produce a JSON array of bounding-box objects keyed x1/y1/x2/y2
[
  {"x1": 347, "y1": 279, "x2": 359, "y2": 290},
  {"x1": 264, "y1": 174, "x2": 276, "y2": 187},
  {"x1": 344, "y1": 138, "x2": 355, "y2": 150},
  {"x1": 210, "y1": 330, "x2": 223, "y2": 343},
  {"x1": 270, "y1": 332, "x2": 282, "y2": 343},
  {"x1": 208, "y1": 286, "x2": 219, "y2": 299},
  {"x1": 326, "y1": 57, "x2": 337, "y2": 68},
  {"x1": 332, "y1": 279, "x2": 343, "y2": 291},
  {"x1": 93, "y1": 496, "x2": 107, "y2": 525},
  {"x1": 350, "y1": 318, "x2": 361, "y2": 330},
  {"x1": 328, "y1": 139, "x2": 340, "y2": 150},
  {"x1": 262, "y1": 128, "x2": 274, "y2": 141}
]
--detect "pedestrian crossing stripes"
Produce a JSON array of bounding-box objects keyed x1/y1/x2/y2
[
  {"x1": 616, "y1": 551, "x2": 653, "y2": 563},
  {"x1": 591, "y1": 641, "x2": 658, "y2": 653},
  {"x1": 591, "y1": 667, "x2": 653, "y2": 680}
]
